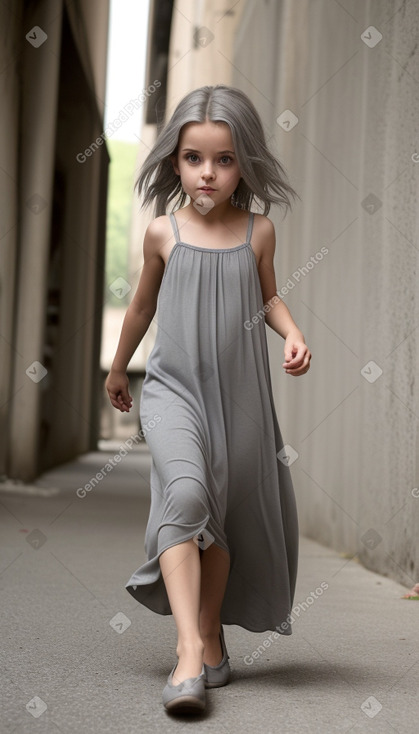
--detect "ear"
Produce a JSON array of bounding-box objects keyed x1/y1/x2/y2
[{"x1": 170, "y1": 154, "x2": 180, "y2": 176}]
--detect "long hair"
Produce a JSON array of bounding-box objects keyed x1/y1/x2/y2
[{"x1": 135, "y1": 84, "x2": 299, "y2": 217}]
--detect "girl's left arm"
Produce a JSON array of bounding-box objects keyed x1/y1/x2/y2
[{"x1": 256, "y1": 217, "x2": 311, "y2": 376}]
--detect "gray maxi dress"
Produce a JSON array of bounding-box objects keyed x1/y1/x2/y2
[{"x1": 125, "y1": 210, "x2": 299, "y2": 634}]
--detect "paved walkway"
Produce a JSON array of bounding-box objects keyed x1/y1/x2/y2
[{"x1": 1, "y1": 443, "x2": 418, "y2": 733}]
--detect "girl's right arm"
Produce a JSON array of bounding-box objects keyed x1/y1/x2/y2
[{"x1": 105, "y1": 220, "x2": 166, "y2": 412}]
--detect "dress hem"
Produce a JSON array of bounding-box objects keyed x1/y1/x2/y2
[{"x1": 124, "y1": 581, "x2": 294, "y2": 635}]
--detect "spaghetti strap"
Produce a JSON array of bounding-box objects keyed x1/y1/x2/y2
[
  {"x1": 246, "y1": 211, "x2": 254, "y2": 244},
  {"x1": 169, "y1": 212, "x2": 180, "y2": 244},
  {"x1": 171, "y1": 210, "x2": 253, "y2": 246}
]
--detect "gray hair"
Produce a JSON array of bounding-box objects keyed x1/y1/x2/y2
[{"x1": 135, "y1": 84, "x2": 299, "y2": 217}]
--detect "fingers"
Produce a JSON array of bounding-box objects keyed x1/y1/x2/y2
[
  {"x1": 283, "y1": 347, "x2": 312, "y2": 375},
  {"x1": 282, "y1": 346, "x2": 306, "y2": 368},
  {"x1": 286, "y1": 361, "x2": 310, "y2": 375},
  {"x1": 107, "y1": 390, "x2": 133, "y2": 412},
  {"x1": 117, "y1": 392, "x2": 133, "y2": 412}
]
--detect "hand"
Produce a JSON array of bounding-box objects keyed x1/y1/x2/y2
[
  {"x1": 282, "y1": 333, "x2": 311, "y2": 376},
  {"x1": 105, "y1": 370, "x2": 133, "y2": 412}
]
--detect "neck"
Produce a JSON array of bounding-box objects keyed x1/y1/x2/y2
[{"x1": 183, "y1": 199, "x2": 238, "y2": 224}]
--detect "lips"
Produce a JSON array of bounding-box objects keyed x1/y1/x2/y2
[{"x1": 199, "y1": 187, "x2": 215, "y2": 192}]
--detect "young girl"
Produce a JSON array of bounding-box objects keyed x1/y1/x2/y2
[{"x1": 105, "y1": 84, "x2": 311, "y2": 714}]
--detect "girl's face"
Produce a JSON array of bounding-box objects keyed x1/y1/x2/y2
[{"x1": 171, "y1": 120, "x2": 242, "y2": 209}]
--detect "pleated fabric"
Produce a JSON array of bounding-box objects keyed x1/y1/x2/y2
[{"x1": 125, "y1": 210, "x2": 299, "y2": 634}]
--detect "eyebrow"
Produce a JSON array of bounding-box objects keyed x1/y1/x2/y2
[{"x1": 181, "y1": 148, "x2": 235, "y2": 155}]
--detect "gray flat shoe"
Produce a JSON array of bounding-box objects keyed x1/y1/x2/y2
[
  {"x1": 162, "y1": 662, "x2": 206, "y2": 713},
  {"x1": 204, "y1": 625, "x2": 231, "y2": 688}
]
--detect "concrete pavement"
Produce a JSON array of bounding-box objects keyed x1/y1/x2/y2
[{"x1": 1, "y1": 442, "x2": 418, "y2": 733}]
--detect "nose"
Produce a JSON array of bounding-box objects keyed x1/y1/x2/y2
[{"x1": 200, "y1": 159, "x2": 215, "y2": 180}]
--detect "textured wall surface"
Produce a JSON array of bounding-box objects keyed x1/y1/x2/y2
[{"x1": 233, "y1": 0, "x2": 419, "y2": 587}]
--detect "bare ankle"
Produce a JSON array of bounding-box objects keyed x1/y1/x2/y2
[
  {"x1": 176, "y1": 638, "x2": 204, "y2": 657},
  {"x1": 200, "y1": 624, "x2": 221, "y2": 640}
]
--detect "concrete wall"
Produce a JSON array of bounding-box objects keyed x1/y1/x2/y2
[
  {"x1": 0, "y1": 1, "x2": 22, "y2": 479},
  {"x1": 232, "y1": 0, "x2": 419, "y2": 587},
  {"x1": 0, "y1": 0, "x2": 110, "y2": 481}
]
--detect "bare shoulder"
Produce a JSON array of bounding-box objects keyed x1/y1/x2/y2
[
  {"x1": 144, "y1": 215, "x2": 171, "y2": 246},
  {"x1": 251, "y1": 213, "x2": 276, "y2": 264},
  {"x1": 143, "y1": 215, "x2": 174, "y2": 265},
  {"x1": 252, "y1": 213, "x2": 275, "y2": 240}
]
